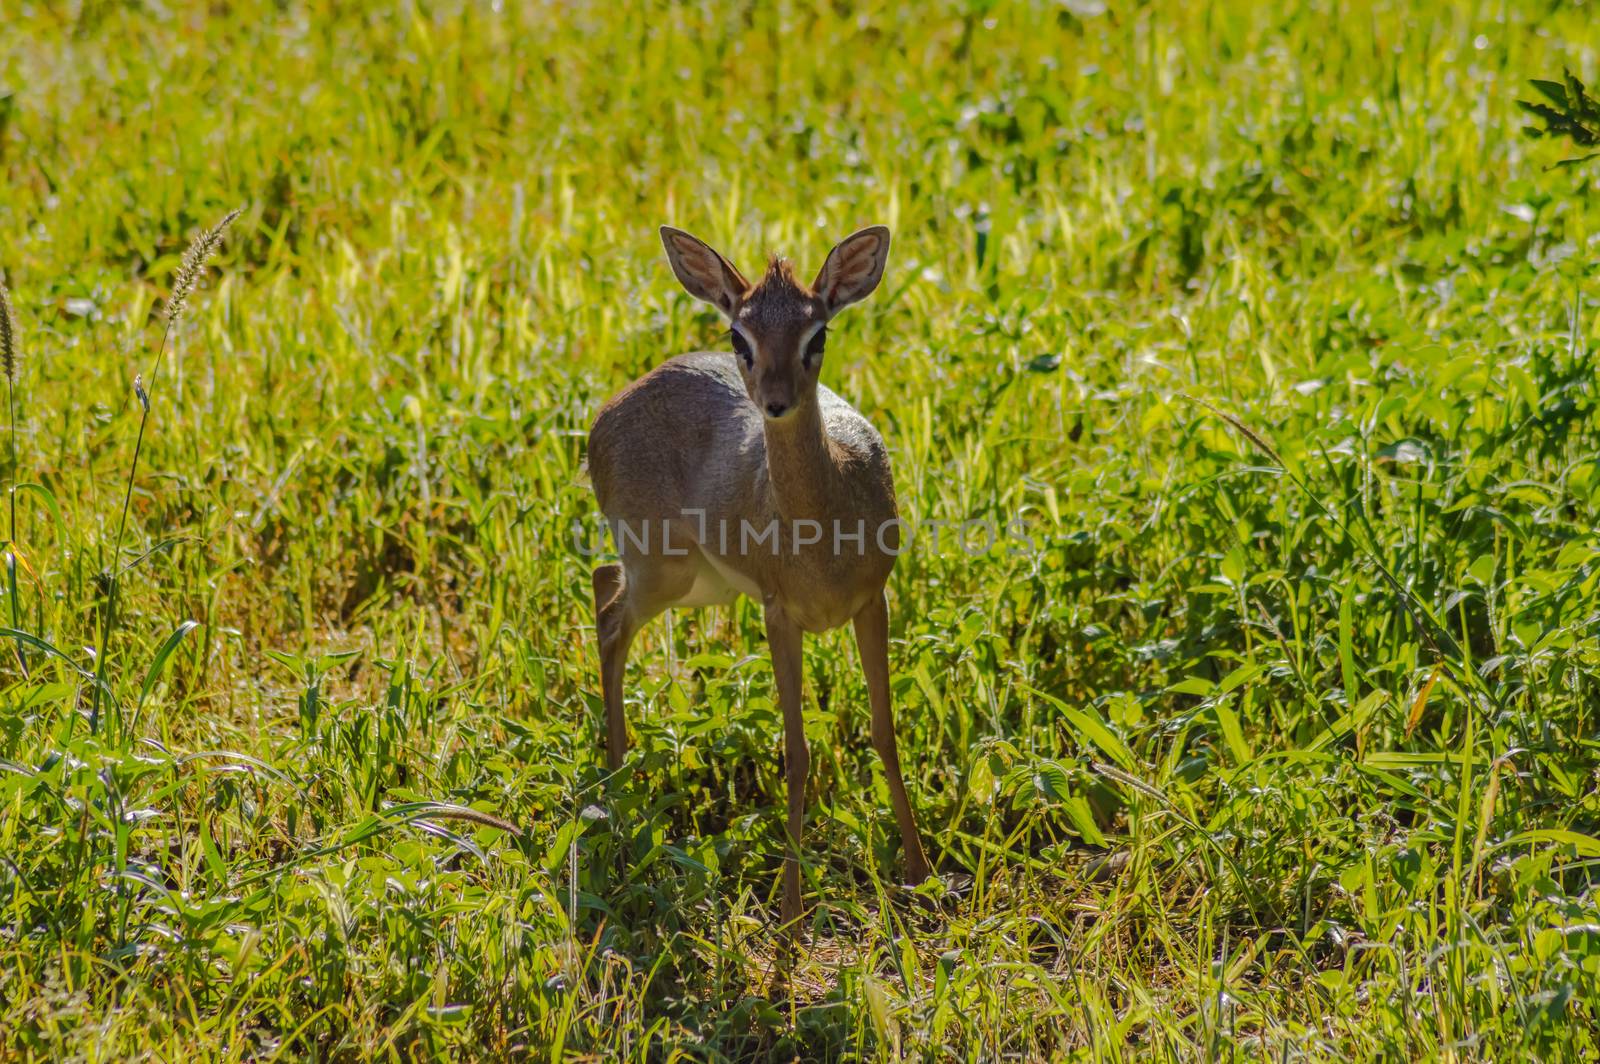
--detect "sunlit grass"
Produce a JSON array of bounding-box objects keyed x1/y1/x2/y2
[{"x1": 1, "y1": 0, "x2": 1599, "y2": 1059}]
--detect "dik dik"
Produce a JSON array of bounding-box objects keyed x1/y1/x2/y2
[{"x1": 586, "y1": 225, "x2": 932, "y2": 931}]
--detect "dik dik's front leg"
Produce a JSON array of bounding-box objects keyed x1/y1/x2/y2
[
  {"x1": 763, "y1": 598, "x2": 810, "y2": 940},
  {"x1": 853, "y1": 590, "x2": 931, "y2": 884}
]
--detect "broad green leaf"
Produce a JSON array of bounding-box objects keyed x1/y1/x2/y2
[{"x1": 1027, "y1": 686, "x2": 1135, "y2": 771}]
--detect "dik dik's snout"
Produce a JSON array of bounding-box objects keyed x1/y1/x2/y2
[{"x1": 757, "y1": 376, "x2": 796, "y2": 420}]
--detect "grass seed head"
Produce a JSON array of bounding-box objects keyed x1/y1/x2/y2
[
  {"x1": 1179, "y1": 392, "x2": 1285, "y2": 466},
  {"x1": 0, "y1": 280, "x2": 15, "y2": 384},
  {"x1": 167, "y1": 207, "x2": 243, "y2": 327},
  {"x1": 1091, "y1": 761, "x2": 1168, "y2": 803}
]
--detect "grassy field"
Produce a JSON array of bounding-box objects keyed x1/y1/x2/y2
[{"x1": 3, "y1": 0, "x2": 1600, "y2": 1059}]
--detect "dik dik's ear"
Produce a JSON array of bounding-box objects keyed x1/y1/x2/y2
[
  {"x1": 660, "y1": 226, "x2": 750, "y2": 317},
  {"x1": 812, "y1": 225, "x2": 890, "y2": 316}
]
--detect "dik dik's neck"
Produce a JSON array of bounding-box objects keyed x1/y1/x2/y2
[{"x1": 762, "y1": 399, "x2": 840, "y2": 523}]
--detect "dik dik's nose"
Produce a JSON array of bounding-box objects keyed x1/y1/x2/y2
[{"x1": 765, "y1": 401, "x2": 789, "y2": 418}]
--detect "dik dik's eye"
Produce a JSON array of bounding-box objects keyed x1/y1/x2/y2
[
  {"x1": 803, "y1": 327, "x2": 826, "y2": 367},
  {"x1": 731, "y1": 331, "x2": 753, "y2": 368}
]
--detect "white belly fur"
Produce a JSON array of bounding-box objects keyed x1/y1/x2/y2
[
  {"x1": 672, "y1": 553, "x2": 757, "y2": 608},
  {"x1": 692, "y1": 551, "x2": 761, "y2": 605}
]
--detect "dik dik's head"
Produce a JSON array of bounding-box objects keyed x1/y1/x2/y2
[{"x1": 659, "y1": 225, "x2": 890, "y2": 422}]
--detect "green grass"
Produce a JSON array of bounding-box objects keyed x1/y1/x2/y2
[{"x1": 2, "y1": 0, "x2": 1599, "y2": 1059}]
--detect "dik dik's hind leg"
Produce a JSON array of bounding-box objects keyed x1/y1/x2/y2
[
  {"x1": 591, "y1": 554, "x2": 699, "y2": 774},
  {"x1": 592, "y1": 563, "x2": 637, "y2": 774},
  {"x1": 853, "y1": 590, "x2": 931, "y2": 884}
]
